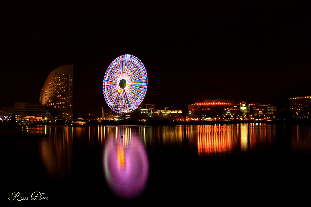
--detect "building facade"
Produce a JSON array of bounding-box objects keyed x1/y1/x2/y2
[
  {"x1": 188, "y1": 99, "x2": 277, "y2": 121},
  {"x1": 13, "y1": 102, "x2": 49, "y2": 121},
  {"x1": 188, "y1": 99, "x2": 238, "y2": 120},
  {"x1": 39, "y1": 65, "x2": 73, "y2": 119},
  {"x1": 290, "y1": 96, "x2": 311, "y2": 119}
]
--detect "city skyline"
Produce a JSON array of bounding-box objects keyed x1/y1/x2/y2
[{"x1": 1, "y1": 1, "x2": 310, "y2": 117}]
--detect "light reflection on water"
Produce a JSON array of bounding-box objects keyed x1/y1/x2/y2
[
  {"x1": 102, "y1": 127, "x2": 149, "y2": 199},
  {"x1": 291, "y1": 125, "x2": 311, "y2": 153},
  {"x1": 38, "y1": 124, "x2": 311, "y2": 179},
  {"x1": 39, "y1": 125, "x2": 73, "y2": 181},
  {"x1": 197, "y1": 125, "x2": 236, "y2": 155},
  {"x1": 195, "y1": 124, "x2": 278, "y2": 155},
  {"x1": 35, "y1": 123, "x2": 311, "y2": 201}
]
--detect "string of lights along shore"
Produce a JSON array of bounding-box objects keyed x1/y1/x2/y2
[{"x1": 103, "y1": 54, "x2": 148, "y2": 114}]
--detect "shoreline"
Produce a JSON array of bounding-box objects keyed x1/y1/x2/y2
[
  {"x1": 2, "y1": 119, "x2": 310, "y2": 127},
  {"x1": 1, "y1": 119, "x2": 310, "y2": 139},
  {"x1": 94, "y1": 119, "x2": 311, "y2": 126}
]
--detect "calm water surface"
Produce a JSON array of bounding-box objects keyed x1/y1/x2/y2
[{"x1": 2, "y1": 123, "x2": 311, "y2": 206}]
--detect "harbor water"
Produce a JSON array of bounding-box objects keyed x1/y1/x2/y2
[{"x1": 2, "y1": 123, "x2": 311, "y2": 206}]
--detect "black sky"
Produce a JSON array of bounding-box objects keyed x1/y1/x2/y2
[{"x1": 1, "y1": 1, "x2": 310, "y2": 118}]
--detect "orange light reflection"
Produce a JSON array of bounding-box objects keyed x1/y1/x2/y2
[
  {"x1": 117, "y1": 144, "x2": 126, "y2": 169},
  {"x1": 197, "y1": 125, "x2": 234, "y2": 155}
]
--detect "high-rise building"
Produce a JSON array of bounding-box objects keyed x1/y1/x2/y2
[
  {"x1": 290, "y1": 96, "x2": 311, "y2": 119},
  {"x1": 39, "y1": 65, "x2": 73, "y2": 119}
]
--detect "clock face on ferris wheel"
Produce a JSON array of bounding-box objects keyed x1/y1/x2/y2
[{"x1": 103, "y1": 54, "x2": 148, "y2": 114}]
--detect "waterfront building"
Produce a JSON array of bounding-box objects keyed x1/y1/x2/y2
[
  {"x1": 153, "y1": 107, "x2": 183, "y2": 121},
  {"x1": 0, "y1": 110, "x2": 6, "y2": 121},
  {"x1": 101, "y1": 104, "x2": 183, "y2": 122},
  {"x1": 188, "y1": 99, "x2": 277, "y2": 120},
  {"x1": 132, "y1": 105, "x2": 183, "y2": 121},
  {"x1": 290, "y1": 96, "x2": 311, "y2": 119},
  {"x1": 188, "y1": 99, "x2": 237, "y2": 120},
  {"x1": 249, "y1": 103, "x2": 277, "y2": 120},
  {"x1": 239, "y1": 102, "x2": 250, "y2": 116},
  {"x1": 0, "y1": 106, "x2": 14, "y2": 121},
  {"x1": 39, "y1": 65, "x2": 73, "y2": 119},
  {"x1": 14, "y1": 102, "x2": 49, "y2": 121}
]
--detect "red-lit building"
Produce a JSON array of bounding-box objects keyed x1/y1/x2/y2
[
  {"x1": 188, "y1": 99, "x2": 238, "y2": 120},
  {"x1": 188, "y1": 99, "x2": 277, "y2": 120}
]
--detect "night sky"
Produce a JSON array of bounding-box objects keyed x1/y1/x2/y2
[{"x1": 1, "y1": 1, "x2": 310, "y2": 118}]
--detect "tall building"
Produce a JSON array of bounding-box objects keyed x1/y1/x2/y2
[
  {"x1": 290, "y1": 96, "x2": 311, "y2": 119},
  {"x1": 39, "y1": 65, "x2": 73, "y2": 119}
]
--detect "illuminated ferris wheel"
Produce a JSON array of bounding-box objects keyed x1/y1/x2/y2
[{"x1": 103, "y1": 54, "x2": 148, "y2": 114}]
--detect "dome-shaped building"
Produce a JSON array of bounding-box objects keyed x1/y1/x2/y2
[{"x1": 39, "y1": 65, "x2": 73, "y2": 119}]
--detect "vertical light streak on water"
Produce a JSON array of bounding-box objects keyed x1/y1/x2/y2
[
  {"x1": 292, "y1": 125, "x2": 311, "y2": 153},
  {"x1": 89, "y1": 125, "x2": 91, "y2": 144},
  {"x1": 100, "y1": 126, "x2": 103, "y2": 144},
  {"x1": 240, "y1": 124, "x2": 248, "y2": 152},
  {"x1": 98, "y1": 125, "x2": 100, "y2": 144}
]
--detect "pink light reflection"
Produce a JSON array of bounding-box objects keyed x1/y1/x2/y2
[{"x1": 103, "y1": 133, "x2": 149, "y2": 199}]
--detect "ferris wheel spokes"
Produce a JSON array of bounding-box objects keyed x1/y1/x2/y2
[{"x1": 103, "y1": 54, "x2": 148, "y2": 114}]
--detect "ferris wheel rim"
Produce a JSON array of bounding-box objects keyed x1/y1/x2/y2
[{"x1": 103, "y1": 54, "x2": 148, "y2": 114}]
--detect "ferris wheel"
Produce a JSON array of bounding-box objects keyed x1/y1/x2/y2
[{"x1": 103, "y1": 54, "x2": 148, "y2": 114}]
